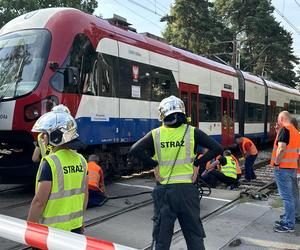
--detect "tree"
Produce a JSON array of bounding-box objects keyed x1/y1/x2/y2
[
  {"x1": 162, "y1": 0, "x2": 233, "y2": 63},
  {"x1": 0, "y1": 0, "x2": 98, "y2": 28},
  {"x1": 214, "y1": 0, "x2": 299, "y2": 87}
]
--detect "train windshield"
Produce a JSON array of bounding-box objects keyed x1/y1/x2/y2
[{"x1": 0, "y1": 29, "x2": 51, "y2": 100}]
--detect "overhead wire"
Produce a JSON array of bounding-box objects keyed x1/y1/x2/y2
[
  {"x1": 274, "y1": 7, "x2": 300, "y2": 35},
  {"x1": 153, "y1": 0, "x2": 171, "y2": 12},
  {"x1": 112, "y1": 0, "x2": 163, "y2": 30},
  {"x1": 149, "y1": 0, "x2": 170, "y2": 14},
  {"x1": 127, "y1": 0, "x2": 164, "y2": 17},
  {"x1": 294, "y1": 0, "x2": 300, "y2": 8}
]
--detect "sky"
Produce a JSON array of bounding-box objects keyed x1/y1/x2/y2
[{"x1": 95, "y1": 0, "x2": 300, "y2": 68}]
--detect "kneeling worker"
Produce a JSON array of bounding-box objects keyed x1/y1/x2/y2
[
  {"x1": 87, "y1": 154, "x2": 106, "y2": 208},
  {"x1": 27, "y1": 110, "x2": 88, "y2": 234},
  {"x1": 201, "y1": 150, "x2": 238, "y2": 188}
]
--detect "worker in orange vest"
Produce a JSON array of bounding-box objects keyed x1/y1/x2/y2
[
  {"x1": 87, "y1": 154, "x2": 106, "y2": 208},
  {"x1": 290, "y1": 118, "x2": 300, "y2": 224},
  {"x1": 198, "y1": 149, "x2": 241, "y2": 185},
  {"x1": 201, "y1": 150, "x2": 238, "y2": 189},
  {"x1": 235, "y1": 134, "x2": 258, "y2": 181},
  {"x1": 271, "y1": 111, "x2": 300, "y2": 233}
]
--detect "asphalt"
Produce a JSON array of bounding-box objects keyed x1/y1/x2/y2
[
  {"x1": 0, "y1": 178, "x2": 240, "y2": 250},
  {"x1": 171, "y1": 197, "x2": 300, "y2": 250}
]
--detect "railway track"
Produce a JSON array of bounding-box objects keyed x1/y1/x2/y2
[
  {"x1": 142, "y1": 158, "x2": 276, "y2": 250},
  {"x1": 0, "y1": 185, "x2": 31, "y2": 194},
  {"x1": 7, "y1": 157, "x2": 275, "y2": 250}
]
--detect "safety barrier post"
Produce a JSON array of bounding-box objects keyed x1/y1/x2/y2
[{"x1": 0, "y1": 214, "x2": 137, "y2": 250}]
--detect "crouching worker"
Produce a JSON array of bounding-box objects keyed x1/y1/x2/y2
[
  {"x1": 27, "y1": 110, "x2": 89, "y2": 235},
  {"x1": 87, "y1": 154, "x2": 106, "y2": 208},
  {"x1": 201, "y1": 150, "x2": 238, "y2": 189}
]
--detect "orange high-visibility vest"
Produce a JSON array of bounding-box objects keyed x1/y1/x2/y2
[
  {"x1": 197, "y1": 154, "x2": 215, "y2": 170},
  {"x1": 88, "y1": 161, "x2": 104, "y2": 192},
  {"x1": 271, "y1": 125, "x2": 300, "y2": 169},
  {"x1": 241, "y1": 137, "x2": 258, "y2": 156},
  {"x1": 231, "y1": 154, "x2": 242, "y2": 174},
  {"x1": 298, "y1": 132, "x2": 300, "y2": 174}
]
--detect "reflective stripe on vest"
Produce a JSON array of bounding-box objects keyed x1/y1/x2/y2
[
  {"x1": 271, "y1": 125, "x2": 300, "y2": 169},
  {"x1": 221, "y1": 156, "x2": 237, "y2": 179},
  {"x1": 46, "y1": 154, "x2": 87, "y2": 200},
  {"x1": 152, "y1": 124, "x2": 195, "y2": 184},
  {"x1": 242, "y1": 137, "x2": 258, "y2": 156},
  {"x1": 37, "y1": 150, "x2": 87, "y2": 231},
  {"x1": 231, "y1": 154, "x2": 241, "y2": 175},
  {"x1": 162, "y1": 174, "x2": 193, "y2": 182}
]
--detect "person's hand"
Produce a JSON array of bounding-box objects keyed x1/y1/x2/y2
[
  {"x1": 80, "y1": 224, "x2": 85, "y2": 234},
  {"x1": 201, "y1": 170, "x2": 207, "y2": 177},
  {"x1": 154, "y1": 173, "x2": 163, "y2": 182},
  {"x1": 192, "y1": 172, "x2": 198, "y2": 183}
]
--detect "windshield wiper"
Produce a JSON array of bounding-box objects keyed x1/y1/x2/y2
[{"x1": 0, "y1": 84, "x2": 13, "y2": 102}]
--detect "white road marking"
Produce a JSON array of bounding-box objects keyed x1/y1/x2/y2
[
  {"x1": 115, "y1": 183, "x2": 154, "y2": 190},
  {"x1": 202, "y1": 196, "x2": 232, "y2": 202}
]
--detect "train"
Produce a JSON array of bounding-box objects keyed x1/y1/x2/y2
[{"x1": 0, "y1": 8, "x2": 299, "y2": 182}]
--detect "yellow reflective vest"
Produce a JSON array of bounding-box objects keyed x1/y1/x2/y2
[
  {"x1": 152, "y1": 124, "x2": 195, "y2": 184},
  {"x1": 221, "y1": 156, "x2": 237, "y2": 179},
  {"x1": 35, "y1": 149, "x2": 87, "y2": 231}
]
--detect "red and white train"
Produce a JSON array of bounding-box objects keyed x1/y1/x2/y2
[{"x1": 0, "y1": 8, "x2": 299, "y2": 182}]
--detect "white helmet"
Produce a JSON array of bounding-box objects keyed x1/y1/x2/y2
[
  {"x1": 32, "y1": 111, "x2": 79, "y2": 147},
  {"x1": 158, "y1": 95, "x2": 185, "y2": 121},
  {"x1": 51, "y1": 104, "x2": 70, "y2": 114}
]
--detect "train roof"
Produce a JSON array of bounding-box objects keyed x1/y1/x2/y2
[
  {"x1": 265, "y1": 79, "x2": 300, "y2": 95},
  {"x1": 1, "y1": 7, "x2": 299, "y2": 96}
]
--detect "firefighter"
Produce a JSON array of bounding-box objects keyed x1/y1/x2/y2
[
  {"x1": 130, "y1": 95, "x2": 223, "y2": 250},
  {"x1": 235, "y1": 134, "x2": 258, "y2": 181},
  {"x1": 27, "y1": 110, "x2": 88, "y2": 235},
  {"x1": 32, "y1": 104, "x2": 70, "y2": 163},
  {"x1": 271, "y1": 111, "x2": 300, "y2": 233},
  {"x1": 87, "y1": 154, "x2": 106, "y2": 208}
]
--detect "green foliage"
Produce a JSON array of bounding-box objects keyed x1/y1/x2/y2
[
  {"x1": 163, "y1": 0, "x2": 299, "y2": 87},
  {"x1": 0, "y1": 0, "x2": 98, "y2": 28},
  {"x1": 162, "y1": 0, "x2": 233, "y2": 62}
]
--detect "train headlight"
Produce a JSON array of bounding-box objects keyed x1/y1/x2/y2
[{"x1": 24, "y1": 96, "x2": 58, "y2": 121}]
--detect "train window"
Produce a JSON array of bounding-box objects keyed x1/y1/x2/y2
[
  {"x1": 268, "y1": 105, "x2": 276, "y2": 123},
  {"x1": 118, "y1": 58, "x2": 151, "y2": 100},
  {"x1": 50, "y1": 34, "x2": 97, "y2": 94},
  {"x1": 275, "y1": 106, "x2": 284, "y2": 117},
  {"x1": 95, "y1": 53, "x2": 116, "y2": 97},
  {"x1": 151, "y1": 67, "x2": 177, "y2": 102},
  {"x1": 245, "y1": 103, "x2": 264, "y2": 123},
  {"x1": 289, "y1": 100, "x2": 300, "y2": 114},
  {"x1": 199, "y1": 95, "x2": 221, "y2": 122}
]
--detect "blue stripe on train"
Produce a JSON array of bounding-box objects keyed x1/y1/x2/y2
[
  {"x1": 76, "y1": 117, "x2": 161, "y2": 145},
  {"x1": 76, "y1": 117, "x2": 266, "y2": 145}
]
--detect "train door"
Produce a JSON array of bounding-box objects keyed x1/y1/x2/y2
[
  {"x1": 221, "y1": 91, "x2": 234, "y2": 147},
  {"x1": 179, "y1": 83, "x2": 199, "y2": 127},
  {"x1": 269, "y1": 101, "x2": 277, "y2": 139}
]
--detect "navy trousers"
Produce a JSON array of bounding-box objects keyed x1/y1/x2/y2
[
  {"x1": 201, "y1": 169, "x2": 238, "y2": 188},
  {"x1": 244, "y1": 155, "x2": 257, "y2": 180},
  {"x1": 87, "y1": 189, "x2": 106, "y2": 208},
  {"x1": 152, "y1": 183, "x2": 205, "y2": 250}
]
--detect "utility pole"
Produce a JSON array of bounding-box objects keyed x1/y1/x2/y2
[{"x1": 231, "y1": 39, "x2": 241, "y2": 69}]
